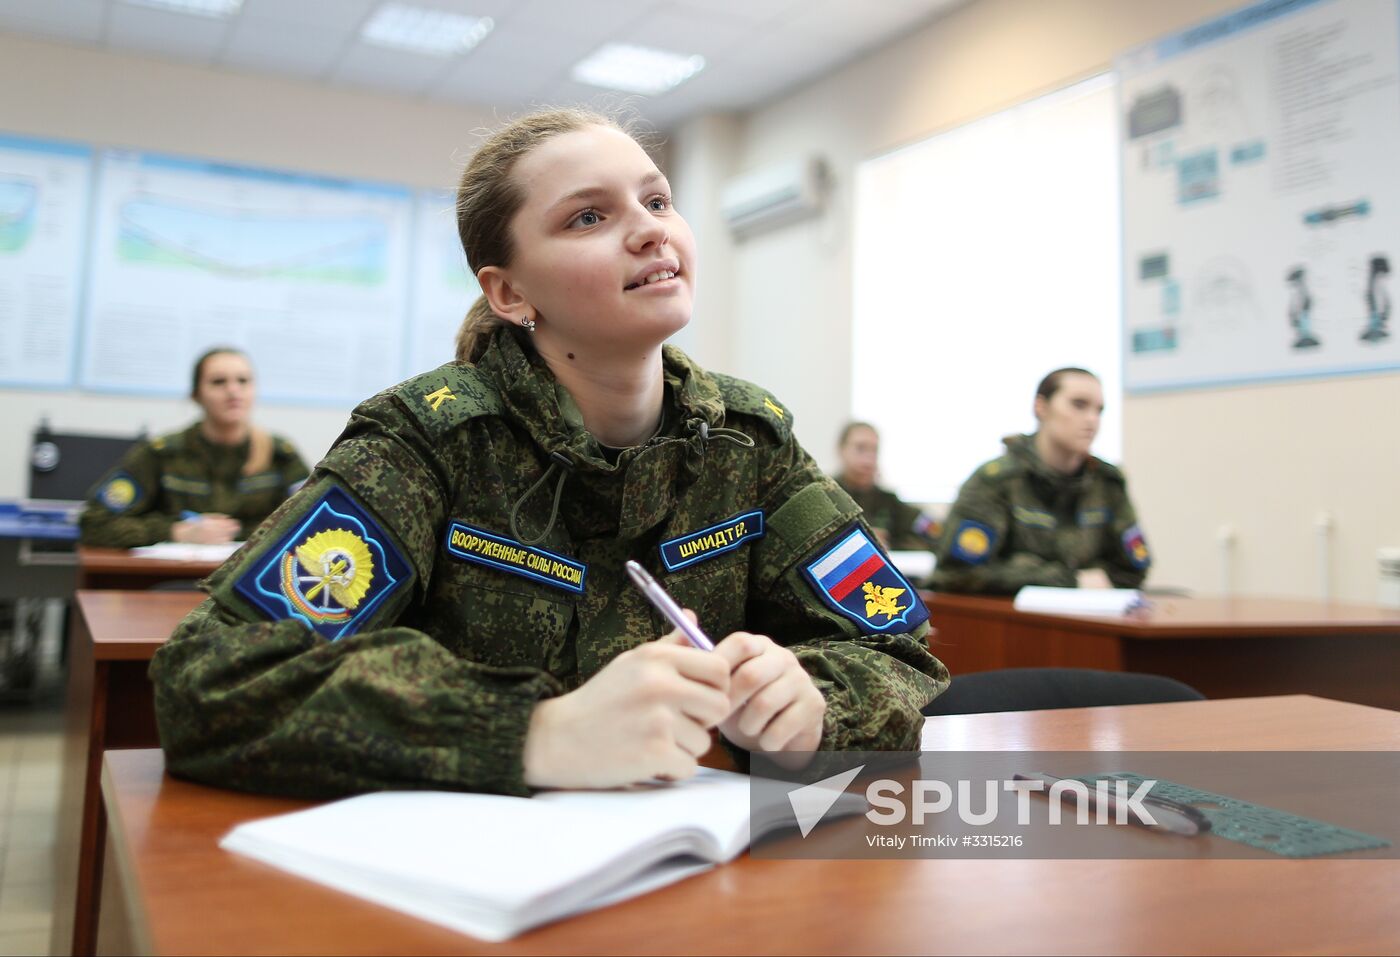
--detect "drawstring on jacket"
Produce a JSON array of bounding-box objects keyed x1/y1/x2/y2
[
  {"x1": 509, "y1": 451, "x2": 574, "y2": 545},
  {"x1": 686, "y1": 419, "x2": 754, "y2": 449},
  {"x1": 507, "y1": 422, "x2": 755, "y2": 545}
]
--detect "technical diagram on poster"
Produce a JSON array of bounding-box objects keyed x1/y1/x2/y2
[
  {"x1": 0, "y1": 135, "x2": 91, "y2": 388},
  {"x1": 80, "y1": 150, "x2": 413, "y2": 404},
  {"x1": 1119, "y1": 0, "x2": 1400, "y2": 392}
]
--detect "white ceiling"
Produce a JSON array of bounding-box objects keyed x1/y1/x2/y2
[{"x1": 0, "y1": 0, "x2": 967, "y2": 129}]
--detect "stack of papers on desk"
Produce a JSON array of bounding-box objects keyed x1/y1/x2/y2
[
  {"x1": 220, "y1": 767, "x2": 864, "y2": 942},
  {"x1": 1013, "y1": 586, "x2": 1147, "y2": 616},
  {"x1": 888, "y1": 550, "x2": 936, "y2": 585},
  {"x1": 128, "y1": 541, "x2": 243, "y2": 562}
]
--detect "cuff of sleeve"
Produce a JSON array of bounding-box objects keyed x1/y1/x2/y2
[{"x1": 453, "y1": 673, "x2": 563, "y2": 797}]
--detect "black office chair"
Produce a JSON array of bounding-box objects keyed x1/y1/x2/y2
[{"x1": 922, "y1": 667, "x2": 1204, "y2": 716}]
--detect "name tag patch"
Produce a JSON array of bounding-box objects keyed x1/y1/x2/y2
[
  {"x1": 1012, "y1": 506, "x2": 1056, "y2": 529},
  {"x1": 234, "y1": 485, "x2": 410, "y2": 641},
  {"x1": 659, "y1": 510, "x2": 764, "y2": 571},
  {"x1": 802, "y1": 526, "x2": 929, "y2": 635},
  {"x1": 1078, "y1": 508, "x2": 1110, "y2": 528},
  {"x1": 237, "y1": 472, "x2": 284, "y2": 494},
  {"x1": 160, "y1": 474, "x2": 212, "y2": 495},
  {"x1": 444, "y1": 522, "x2": 586, "y2": 594}
]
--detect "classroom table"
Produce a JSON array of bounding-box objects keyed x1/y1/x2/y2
[
  {"x1": 925, "y1": 592, "x2": 1400, "y2": 710},
  {"x1": 75, "y1": 546, "x2": 225, "y2": 590},
  {"x1": 95, "y1": 695, "x2": 1400, "y2": 955},
  {"x1": 52, "y1": 590, "x2": 205, "y2": 957}
]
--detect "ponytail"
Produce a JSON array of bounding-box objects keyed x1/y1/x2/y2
[{"x1": 455, "y1": 295, "x2": 508, "y2": 363}]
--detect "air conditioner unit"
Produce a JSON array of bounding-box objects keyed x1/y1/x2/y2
[{"x1": 720, "y1": 157, "x2": 827, "y2": 238}]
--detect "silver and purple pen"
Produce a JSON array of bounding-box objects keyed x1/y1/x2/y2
[{"x1": 624, "y1": 560, "x2": 715, "y2": 651}]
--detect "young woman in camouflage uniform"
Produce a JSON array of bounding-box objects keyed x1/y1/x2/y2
[
  {"x1": 932, "y1": 368, "x2": 1151, "y2": 595},
  {"x1": 833, "y1": 421, "x2": 940, "y2": 551},
  {"x1": 150, "y1": 110, "x2": 949, "y2": 798},
  {"x1": 79, "y1": 348, "x2": 309, "y2": 548}
]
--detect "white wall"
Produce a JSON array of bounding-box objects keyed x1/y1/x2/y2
[
  {"x1": 671, "y1": 0, "x2": 1400, "y2": 603},
  {"x1": 0, "y1": 32, "x2": 497, "y2": 497}
]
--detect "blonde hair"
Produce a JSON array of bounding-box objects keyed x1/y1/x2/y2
[{"x1": 453, "y1": 107, "x2": 647, "y2": 363}]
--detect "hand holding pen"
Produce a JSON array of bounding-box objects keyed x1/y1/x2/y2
[{"x1": 627, "y1": 561, "x2": 825, "y2": 759}]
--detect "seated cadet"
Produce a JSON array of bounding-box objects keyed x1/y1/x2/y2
[
  {"x1": 931, "y1": 367, "x2": 1150, "y2": 595},
  {"x1": 80, "y1": 348, "x2": 309, "y2": 548},
  {"x1": 149, "y1": 109, "x2": 949, "y2": 798},
  {"x1": 833, "y1": 421, "x2": 940, "y2": 551}
]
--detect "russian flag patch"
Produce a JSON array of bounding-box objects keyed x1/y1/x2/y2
[{"x1": 801, "y1": 526, "x2": 929, "y2": 635}]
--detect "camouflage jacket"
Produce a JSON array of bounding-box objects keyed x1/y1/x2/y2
[
  {"x1": 836, "y1": 478, "x2": 940, "y2": 552},
  {"x1": 151, "y1": 328, "x2": 949, "y2": 799},
  {"x1": 79, "y1": 423, "x2": 309, "y2": 548},
  {"x1": 931, "y1": 434, "x2": 1150, "y2": 595}
]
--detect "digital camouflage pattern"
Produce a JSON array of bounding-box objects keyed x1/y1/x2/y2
[
  {"x1": 79, "y1": 423, "x2": 309, "y2": 548},
  {"x1": 150, "y1": 327, "x2": 950, "y2": 799},
  {"x1": 931, "y1": 433, "x2": 1150, "y2": 595},
  {"x1": 836, "y1": 479, "x2": 941, "y2": 552}
]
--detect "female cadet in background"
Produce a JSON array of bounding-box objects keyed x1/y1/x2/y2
[
  {"x1": 149, "y1": 109, "x2": 949, "y2": 799},
  {"x1": 930, "y1": 367, "x2": 1151, "y2": 595},
  {"x1": 79, "y1": 348, "x2": 309, "y2": 548},
  {"x1": 834, "y1": 421, "x2": 940, "y2": 551}
]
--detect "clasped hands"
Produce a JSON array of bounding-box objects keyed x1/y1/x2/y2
[{"x1": 523, "y1": 612, "x2": 825, "y2": 789}]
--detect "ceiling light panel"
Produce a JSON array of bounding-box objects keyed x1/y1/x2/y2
[
  {"x1": 360, "y1": 3, "x2": 494, "y2": 56},
  {"x1": 571, "y1": 43, "x2": 705, "y2": 96},
  {"x1": 122, "y1": 0, "x2": 243, "y2": 17}
]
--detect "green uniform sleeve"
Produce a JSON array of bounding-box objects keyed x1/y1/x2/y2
[
  {"x1": 149, "y1": 399, "x2": 562, "y2": 799},
  {"x1": 1094, "y1": 476, "x2": 1150, "y2": 589},
  {"x1": 746, "y1": 437, "x2": 949, "y2": 754},
  {"x1": 887, "y1": 496, "x2": 939, "y2": 552},
  {"x1": 78, "y1": 442, "x2": 175, "y2": 548},
  {"x1": 931, "y1": 467, "x2": 1076, "y2": 594}
]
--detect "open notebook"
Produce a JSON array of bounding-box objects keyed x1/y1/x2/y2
[
  {"x1": 220, "y1": 767, "x2": 864, "y2": 942},
  {"x1": 1013, "y1": 585, "x2": 1148, "y2": 616}
]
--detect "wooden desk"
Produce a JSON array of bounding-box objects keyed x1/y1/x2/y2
[
  {"x1": 76, "y1": 546, "x2": 223, "y2": 590},
  {"x1": 926, "y1": 593, "x2": 1400, "y2": 710},
  {"x1": 99, "y1": 696, "x2": 1400, "y2": 956},
  {"x1": 54, "y1": 590, "x2": 204, "y2": 957}
]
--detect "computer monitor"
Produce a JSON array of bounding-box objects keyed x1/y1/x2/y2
[{"x1": 28, "y1": 428, "x2": 144, "y2": 504}]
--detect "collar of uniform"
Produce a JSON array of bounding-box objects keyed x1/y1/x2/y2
[
  {"x1": 476, "y1": 325, "x2": 726, "y2": 472},
  {"x1": 187, "y1": 421, "x2": 250, "y2": 464},
  {"x1": 1004, "y1": 432, "x2": 1098, "y2": 490}
]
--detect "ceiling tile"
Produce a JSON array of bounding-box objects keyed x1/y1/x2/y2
[
  {"x1": 236, "y1": 0, "x2": 376, "y2": 30},
  {"x1": 219, "y1": 18, "x2": 348, "y2": 80},
  {"x1": 430, "y1": 34, "x2": 564, "y2": 106},
  {"x1": 509, "y1": 0, "x2": 662, "y2": 41},
  {"x1": 330, "y1": 41, "x2": 457, "y2": 96},
  {"x1": 0, "y1": 0, "x2": 105, "y2": 45},
  {"x1": 782, "y1": 0, "x2": 961, "y2": 44},
  {"x1": 665, "y1": 0, "x2": 807, "y2": 26},
  {"x1": 618, "y1": 7, "x2": 756, "y2": 62},
  {"x1": 104, "y1": 2, "x2": 231, "y2": 65}
]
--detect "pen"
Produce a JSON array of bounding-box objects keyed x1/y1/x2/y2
[
  {"x1": 1013, "y1": 772, "x2": 1210, "y2": 837},
  {"x1": 624, "y1": 560, "x2": 715, "y2": 651},
  {"x1": 180, "y1": 510, "x2": 202, "y2": 522}
]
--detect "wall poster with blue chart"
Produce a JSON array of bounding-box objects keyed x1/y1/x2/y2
[
  {"x1": 1119, "y1": 0, "x2": 1400, "y2": 393},
  {"x1": 0, "y1": 135, "x2": 92, "y2": 389},
  {"x1": 408, "y1": 188, "x2": 480, "y2": 375},
  {"x1": 79, "y1": 150, "x2": 413, "y2": 404}
]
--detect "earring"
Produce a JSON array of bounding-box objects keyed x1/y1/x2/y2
[{"x1": 521, "y1": 317, "x2": 536, "y2": 332}]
